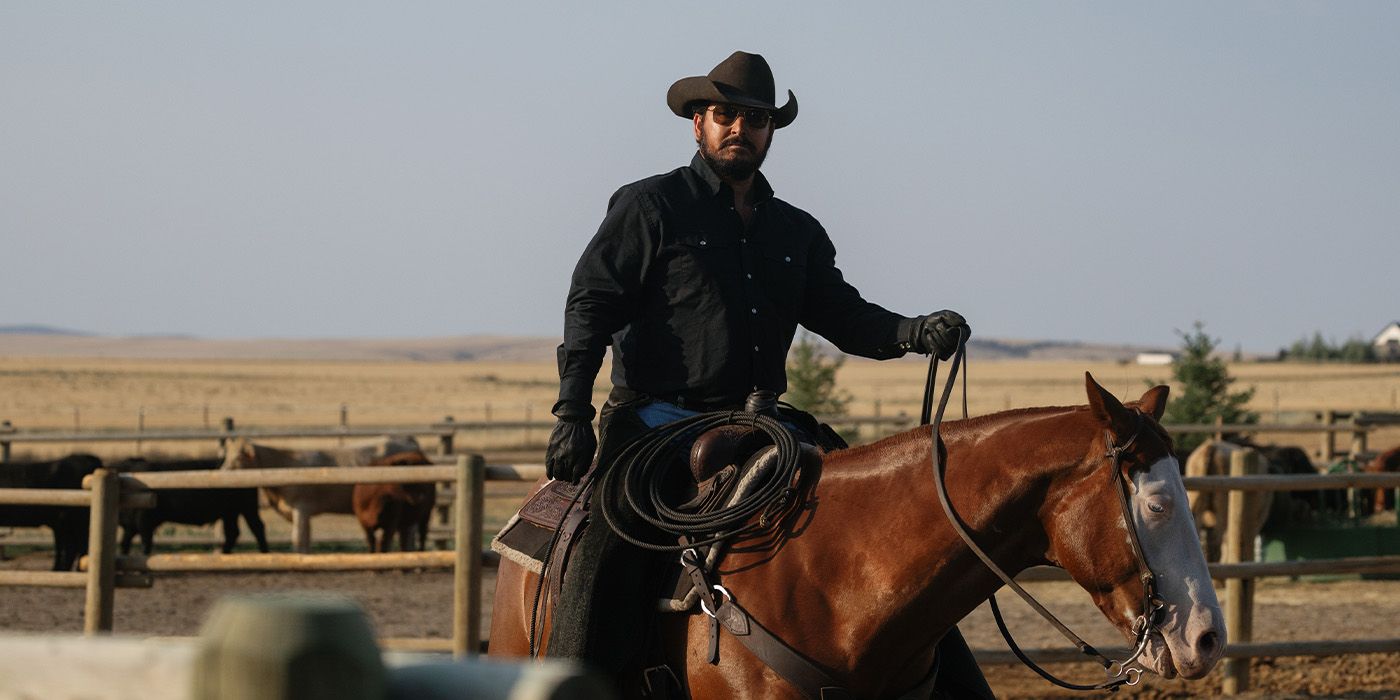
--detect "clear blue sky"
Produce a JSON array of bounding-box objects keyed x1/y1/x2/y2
[{"x1": 3, "y1": 3, "x2": 1396, "y2": 353}]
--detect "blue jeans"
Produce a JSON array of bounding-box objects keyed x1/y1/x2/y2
[
  {"x1": 635, "y1": 400, "x2": 701, "y2": 428},
  {"x1": 636, "y1": 400, "x2": 801, "y2": 432}
]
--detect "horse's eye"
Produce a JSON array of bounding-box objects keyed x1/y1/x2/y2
[{"x1": 1148, "y1": 501, "x2": 1166, "y2": 514}]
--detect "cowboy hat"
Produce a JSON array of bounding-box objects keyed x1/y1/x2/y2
[{"x1": 666, "y1": 51, "x2": 798, "y2": 129}]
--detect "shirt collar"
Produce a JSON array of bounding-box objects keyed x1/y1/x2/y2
[{"x1": 689, "y1": 152, "x2": 775, "y2": 203}]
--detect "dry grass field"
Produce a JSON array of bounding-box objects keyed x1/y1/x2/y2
[{"x1": 2, "y1": 355, "x2": 1399, "y2": 461}]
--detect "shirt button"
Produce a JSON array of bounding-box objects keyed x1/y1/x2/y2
[
  {"x1": 740, "y1": 238, "x2": 747, "y2": 243},
  {"x1": 746, "y1": 273, "x2": 752, "y2": 279},
  {"x1": 699, "y1": 240, "x2": 707, "y2": 246},
  {"x1": 784, "y1": 256, "x2": 791, "y2": 262},
  {"x1": 753, "y1": 345, "x2": 760, "y2": 352},
  {"x1": 750, "y1": 308, "x2": 757, "y2": 314}
]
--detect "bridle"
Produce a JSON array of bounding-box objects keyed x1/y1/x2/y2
[{"x1": 925, "y1": 334, "x2": 1167, "y2": 691}]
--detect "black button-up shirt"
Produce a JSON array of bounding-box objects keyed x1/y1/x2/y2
[{"x1": 556, "y1": 153, "x2": 916, "y2": 412}]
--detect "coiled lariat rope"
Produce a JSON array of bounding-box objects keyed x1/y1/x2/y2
[
  {"x1": 599, "y1": 410, "x2": 805, "y2": 552},
  {"x1": 530, "y1": 409, "x2": 805, "y2": 657}
]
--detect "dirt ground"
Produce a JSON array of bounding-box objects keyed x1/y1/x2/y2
[{"x1": 2, "y1": 541, "x2": 1396, "y2": 699}]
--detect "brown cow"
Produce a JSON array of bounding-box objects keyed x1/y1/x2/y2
[
  {"x1": 1185, "y1": 440, "x2": 1273, "y2": 562},
  {"x1": 353, "y1": 450, "x2": 437, "y2": 552},
  {"x1": 1366, "y1": 445, "x2": 1400, "y2": 514},
  {"x1": 219, "y1": 435, "x2": 420, "y2": 552}
]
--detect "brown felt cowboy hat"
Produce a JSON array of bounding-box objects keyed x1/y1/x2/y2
[{"x1": 667, "y1": 51, "x2": 798, "y2": 129}]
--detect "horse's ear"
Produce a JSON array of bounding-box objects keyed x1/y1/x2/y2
[
  {"x1": 1136, "y1": 385, "x2": 1170, "y2": 421},
  {"x1": 1085, "y1": 372, "x2": 1131, "y2": 431}
]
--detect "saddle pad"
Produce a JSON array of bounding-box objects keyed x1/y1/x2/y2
[{"x1": 490, "y1": 479, "x2": 584, "y2": 575}]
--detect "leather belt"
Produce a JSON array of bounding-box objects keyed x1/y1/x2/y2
[{"x1": 608, "y1": 386, "x2": 745, "y2": 412}]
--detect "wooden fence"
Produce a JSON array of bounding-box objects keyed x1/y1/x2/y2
[
  {"x1": 3, "y1": 429, "x2": 1400, "y2": 695},
  {"x1": 4, "y1": 410, "x2": 1396, "y2": 464},
  {"x1": 0, "y1": 454, "x2": 540, "y2": 656},
  {"x1": 0, "y1": 413, "x2": 918, "y2": 462}
]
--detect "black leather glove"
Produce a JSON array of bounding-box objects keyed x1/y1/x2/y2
[
  {"x1": 910, "y1": 310, "x2": 970, "y2": 360},
  {"x1": 545, "y1": 402, "x2": 597, "y2": 483}
]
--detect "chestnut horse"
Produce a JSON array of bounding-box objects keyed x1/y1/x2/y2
[
  {"x1": 490, "y1": 375, "x2": 1225, "y2": 697},
  {"x1": 1366, "y1": 445, "x2": 1400, "y2": 514}
]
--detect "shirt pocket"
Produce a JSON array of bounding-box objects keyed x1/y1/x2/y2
[
  {"x1": 758, "y1": 241, "x2": 808, "y2": 319},
  {"x1": 661, "y1": 230, "x2": 737, "y2": 306}
]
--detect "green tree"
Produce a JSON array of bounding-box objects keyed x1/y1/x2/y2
[
  {"x1": 1160, "y1": 322, "x2": 1258, "y2": 454},
  {"x1": 1338, "y1": 338, "x2": 1376, "y2": 363},
  {"x1": 784, "y1": 331, "x2": 850, "y2": 417},
  {"x1": 1281, "y1": 332, "x2": 1377, "y2": 363}
]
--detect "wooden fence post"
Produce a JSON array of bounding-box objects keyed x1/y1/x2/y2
[
  {"x1": 453, "y1": 454, "x2": 485, "y2": 657},
  {"x1": 84, "y1": 468, "x2": 120, "y2": 634},
  {"x1": 218, "y1": 417, "x2": 235, "y2": 453},
  {"x1": 1, "y1": 420, "x2": 12, "y2": 463},
  {"x1": 1221, "y1": 448, "x2": 1259, "y2": 695},
  {"x1": 192, "y1": 594, "x2": 385, "y2": 700},
  {"x1": 439, "y1": 415, "x2": 456, "y2": 456},
  {"x1": 1213, "y1": 415, "x2": 1225, "y2": 443},
  {"x1": 1320, "y1": 410, "x2": 1336, "y2": 461},
  {"x1": 1349, "y1": 423, "x2": 1367, "y2": 460}
]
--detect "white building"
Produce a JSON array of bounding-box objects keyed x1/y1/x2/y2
[
  {"x1": 1374, "y1": 321, "x2": 1400, "y2": 361},
  {"x1": 1135, "y1": 352, "x2": 1175, "y2": 366}
]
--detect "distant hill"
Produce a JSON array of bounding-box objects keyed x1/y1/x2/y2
[
  {"x1": 0, "y1": 324, "x2": 90, "y2": 336},
  {"x1": 0, "y1": 331, "x2": 1171, "y2": 363}
]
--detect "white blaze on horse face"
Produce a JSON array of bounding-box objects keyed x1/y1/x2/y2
[{"x1": 1130, "y1": 455, "x2": 1226, "y2": 680}]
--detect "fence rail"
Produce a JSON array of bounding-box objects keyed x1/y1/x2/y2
[
  {"x1": 5, "y1": 410, "x2": 1396, "y2": 463},
  {"x1": 3, "y1": 449, "x2": 1399, "y2": 695},
  {"x1": 0, "y1": 414, "x2": 918, "y2": 462}
]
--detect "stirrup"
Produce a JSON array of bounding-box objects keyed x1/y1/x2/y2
[{"x1": 642, "y1": 664, "x2": 682, "y2": 699}]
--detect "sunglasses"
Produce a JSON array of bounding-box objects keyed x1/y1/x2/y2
[{"x1": 702, "y1": 104, "x2": 773, "y2": 129}]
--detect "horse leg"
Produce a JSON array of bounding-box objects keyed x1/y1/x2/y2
[
  {"x1": 364, "y1": 527, "x2": 378, "y2": 553},
  {"x1": 292, "y1": 508, "x2": 312, "y2": 554},
  {"x1": 119, "y1": 524, "x2": 136, "y2": 556},
  {"x1": 244, "y1": 509, "x2": 270, "y2": 553},
  {"x1": 140, "y1": 519, "x2": 157, "y2": 557},
  {"x1": 417, "y1": 508, "x2": 432, "y2": 551},
  {"x1": 220, "y1": 514, "x2": 240, "y2": 554}
]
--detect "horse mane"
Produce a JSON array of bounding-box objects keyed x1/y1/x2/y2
[{"x1": 830, "y1": 403, "x2": 1088, "y2": 461}]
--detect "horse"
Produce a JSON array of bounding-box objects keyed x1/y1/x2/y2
[
  {"x1": 488, "y1": 375, "x2": 1225, "y2": 698},
  {"x1": 219, "y1": 435, "x2": 420, "y2": 553},
  {"x1": 1365, "y1": 446, "x2": 1400, "y2": 514},
  {"x1": 353, "y1": 450, "x2": 437, "y2": 552},
  {"x1": 1183, "y1": 440, "x2": 1273, "y2": 562}
]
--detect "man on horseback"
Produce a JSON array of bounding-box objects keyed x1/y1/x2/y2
[{"x1": 544, "y1": 50, "x2": 985, "y2": 697}]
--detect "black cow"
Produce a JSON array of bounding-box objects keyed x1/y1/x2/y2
[
  {"x1": 114, "y1": 458, "x2": 269, "y2": 555},
  {"x1": 0, "y1": 454, "x2": 102, "y2": 570}
]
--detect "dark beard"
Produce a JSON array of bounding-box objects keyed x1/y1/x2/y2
[{"x1": 698, "y1": 134, "x2": 768, "y2": 181}]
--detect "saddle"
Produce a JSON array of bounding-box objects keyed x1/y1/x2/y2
[{"x1": 490, "y1": 423, "x2": 797, "y2": 609}]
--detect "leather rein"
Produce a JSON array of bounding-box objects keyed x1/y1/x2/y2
[{"x1": 926, "y1": 334, "x2": 1166, "y2": 692}]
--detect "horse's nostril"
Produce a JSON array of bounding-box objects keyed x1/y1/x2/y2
[{"x1": 1197, "y1": 630, "x2": 1220, "y2": 657}]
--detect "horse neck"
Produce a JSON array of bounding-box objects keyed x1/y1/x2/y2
[{"x1": 814, "y1": 406, "x2": 1091, "y2": 644}]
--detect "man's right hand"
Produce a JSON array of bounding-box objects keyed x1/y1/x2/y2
[{"x1": 545, "y1": 403, "x2": 598, "y2": 483}]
